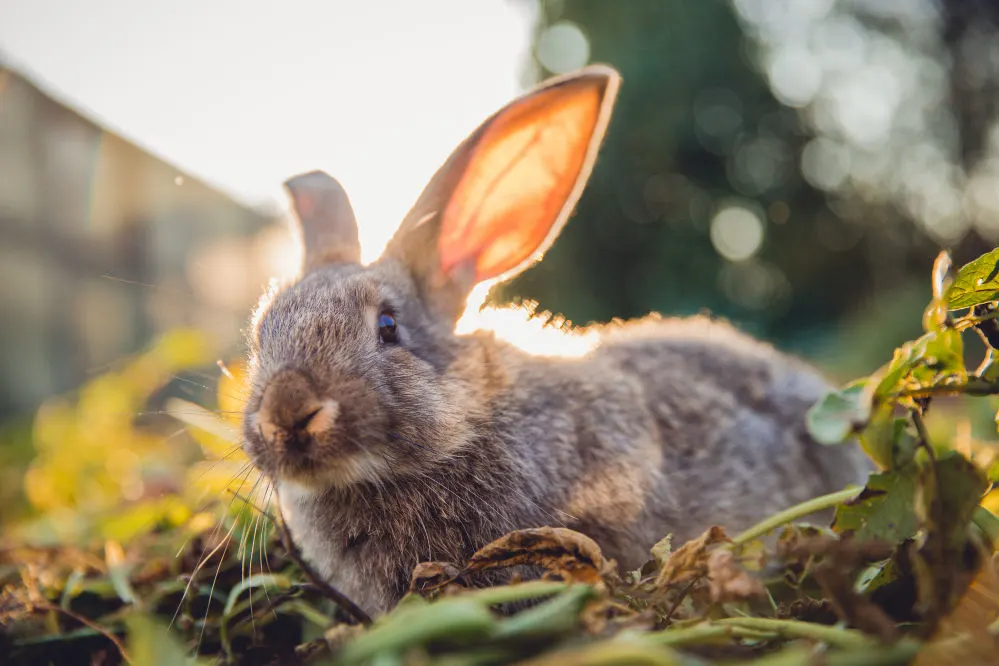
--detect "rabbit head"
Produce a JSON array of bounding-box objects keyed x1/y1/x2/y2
[{"x1": 242, "y1": 66, "x2": 620, "y2": 491}]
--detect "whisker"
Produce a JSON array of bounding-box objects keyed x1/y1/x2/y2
[
  {"x1": 251, "y1": 482, "x2": 278, "y2": 625},
  {"x1": 237, "y1": 474, "x2": 266, "y2": 633},
  {"x1": 198, "y1": 518, "x2": 237, "y2": 654},
  {"x1": 170, "y1": 464, "x2": 253, "y2": 629},
  {"x1": 217, "y1": 359, "x2": 236, "y2": 381}
]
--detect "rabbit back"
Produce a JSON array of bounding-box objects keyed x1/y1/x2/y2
[{"x1": 490, "y1": 314, "x2": 872, "y2": 571}]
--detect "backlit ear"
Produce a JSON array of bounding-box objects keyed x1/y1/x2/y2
[
  {"x1": 384, "y1": 65, "x2": 620, "y2": 320},
  {"x1": 439, "y1": 66, "x2": 619, "y2": 285},
  {"x1": 284, "y1": 170, "x2": 361, "y2": 271}
]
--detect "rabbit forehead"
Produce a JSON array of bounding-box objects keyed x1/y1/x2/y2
[
  {"x1": 266, "y1": 267, "x2": 377, "y2": 322},
  {"x1": 252, "y1": 265, "x2": 391, "y2": 368}
]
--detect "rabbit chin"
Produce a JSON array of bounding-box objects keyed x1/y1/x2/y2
[{"x1": 272, "y1": 450, "x2": 391, "y2": 491}]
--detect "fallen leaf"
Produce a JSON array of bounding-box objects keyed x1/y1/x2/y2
[
  {"x1": 912, "y1": 552, "x2": 999, "y2": 666},
  {"x1": 656, "y1": 525, "x2": 730, "y2": 589},
  {"x1": 461, "y1": 527, "x2": 610, "y2": 585},
  {"x1": 650, "y1": 534, "x2": 672, "y2": 567},
  {"x1": 409, "y1": 561, "x2": 462, "y2": 595},
  {"x1": 705, "y1": 549, "x2": 765, "y2": 604}
]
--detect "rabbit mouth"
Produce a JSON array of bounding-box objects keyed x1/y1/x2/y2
[
  {"x1": 270, "y1": 447, "x2": 391, "y2": 489},
  {"x1": 244, "y1": 407, "x2": 391, "y2": 488}
]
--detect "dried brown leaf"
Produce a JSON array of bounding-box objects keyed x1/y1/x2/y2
[
  {"x1": 777, "y1": 530, "x2": 899, "y2": 642},
  {"x1": 913, "y1": 552, "x2": 999, "y2": 666},
  {"x1": 461, "y1": 527, "x2": 610, "y2": 585},
  {"x1": 408, "y1": 561, "x2": 462, "y2": 595},
  {"x1": 656, "y1": 525, "x2": 730, "y2": 589},
  {"x1": 705, "y1": 549, "x2": 765, "y2": 604}
]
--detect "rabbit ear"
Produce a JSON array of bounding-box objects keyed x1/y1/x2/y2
[
  {"x1": 284, "y1": 170, "x2": 361, "y2": 270},
  {"x1": 384, "y1": 65, "x2": 620, "y2": 320}
]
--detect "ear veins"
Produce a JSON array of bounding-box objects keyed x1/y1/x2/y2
[{"x1": 439, "y1": 125, "x2": 544, "y2": 282}]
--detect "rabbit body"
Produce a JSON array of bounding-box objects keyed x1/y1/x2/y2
[{"x1": 243, "y1": 67, "x2": 871, "y2": 617}]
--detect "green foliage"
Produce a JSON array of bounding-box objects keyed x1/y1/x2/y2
[
  {"x1": 831, "y1": 472, "x2": 919, "y2": 543},
  {"x1": 946, "y1": 247, "x2": 999, "y2": 309},
  {"x1": 805, "y1": 382, "x2": 871, "y2": 446}
]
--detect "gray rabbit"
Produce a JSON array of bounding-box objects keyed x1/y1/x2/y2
[{"x1": 241, "y1": 65, "x2": 871, "y2": 616}]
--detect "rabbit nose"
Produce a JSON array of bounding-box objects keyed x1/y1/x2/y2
[{"x1": 255, "y1": 370, "x2": 339, "y2": 446}]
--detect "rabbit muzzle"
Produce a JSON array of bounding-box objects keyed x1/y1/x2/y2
[
  {"x1": 252, "y1": 369, "x2": 339, "y2": 459},
  {"x1": 244, "y1": 367, "x2": 393, "y2": 488}
]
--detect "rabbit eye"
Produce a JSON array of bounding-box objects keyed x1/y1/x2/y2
[{"x1": 378, "y1": 312, "x2": 398, "y2": 344}]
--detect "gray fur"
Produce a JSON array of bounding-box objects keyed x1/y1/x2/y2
[{"x1": 241, "y1": 66, "x2": 871, "y2": 617}]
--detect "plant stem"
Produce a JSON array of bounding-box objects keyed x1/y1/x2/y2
[
  {"x1": 909, "y1": 409, "x2": 936, "y2": 463},
  {"x1": 895, "y1": 377, "x2": 999, "y2": 399},
  {"x1": 644, "y1": 623, "x2": 733, "y2": 646},
  {"x1": 459, "y1": 580, "x2": 569, "y2": 606},
  {"x1": 825, "y1": 639, "x2": 922, "y2": 666},
  {"x1": 953, "y1": 308, "x2": 999, "y2": 331},
  {"x1": 739, "y1": 640, "x2": 921, "y2": 666},
  {"x1": 732, "y1": 488, "x2": 861, "y2": 545},
  {"x1": 712, "y1": 617, "x2": 875, "y2": 649},
  {"x1": 38, "y1": 602, "x2": 132, "y2": 665}
]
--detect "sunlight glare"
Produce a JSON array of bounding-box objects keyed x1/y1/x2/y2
[{"x1": 455, "y1": 282, "x2": 599, "y2": 358}]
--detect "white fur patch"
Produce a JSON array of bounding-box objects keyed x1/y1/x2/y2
[{"x1": 306, "y1": 399, "x2": 340, "y2": 435}]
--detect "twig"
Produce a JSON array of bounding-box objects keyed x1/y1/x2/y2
[
  {"x1": 952, "y1": 307, "x2": 999, "y2": 332},
  {"x1": 732, "y1": 488, "x2": 862, "y2": 545},
  {"x1": 645, "y1": 623, "x2": 737, "y2": 646},
  {"x1": 275, "y1": 511, "x2": 372, "y2": 626},
  {"x1": 662, "y1": 577, "x2": 699, "y2": 625},
  {"x1": 894, "y1": 377, "x2": 999, "y2": 399},
  {"x1": 909, "y1": 408, "x2": 936, "y2": 464},
  {"x1": 37, "y1": 601, "x2": 132, "y2": 664}
]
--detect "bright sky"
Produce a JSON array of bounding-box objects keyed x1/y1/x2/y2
[{"x1": 0, "y1": 0, "x2": 536, "y2": 260}]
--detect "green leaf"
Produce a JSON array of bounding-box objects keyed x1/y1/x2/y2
[
  {"x1": 832, "y1": 471, "x2": 919, "y2": 543},
  {"x1": 220, "y1": 573, "x2": 294, "y2": 658},
  {"x1": 869, "y1": 329, "x2": 967, "y2": 399},
  {"x1": 222, "y1": 573, "x2": 292, "y2": 617},
  {"x1": 126, "y1": 614, "x2": 209, "y2": 666},
  {"x1": 919, "y1": 450, "x2": 988, "y2": 550},
  {"x1": 858, "y1": 410, "x2": 919, "y2": 471},
  {"x1": 855, "y1": 551, "x2": 904, "y2": 595},
  {"x1": 806, "y1": 381, "x2": 872, "y2": 445},
  {"x1": 493, "y1": 585, "x2": 597, "y2": 640},
  {"x1": 856, "y1": 405, "x2": 895, "y2": 469},
  {"x1": 337, "y1": 598, "x2": 496, "y2": 665},
  {"x1": 946, "y1": 247, "x2": 999, "y2": 309},
  {"x1": 905, "y1": 328, "x2": 966, "y2": 392}
]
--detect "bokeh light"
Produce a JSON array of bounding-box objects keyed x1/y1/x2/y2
[
  {"x1": 710, "y1": 204, "x2": 765, "y2": 261},
  {"x1": 731, "y1": 0, "x2": 999, "y2": 245},
  {"x1": 536, "y1": 20, "x2": 590, "y2": 74}
]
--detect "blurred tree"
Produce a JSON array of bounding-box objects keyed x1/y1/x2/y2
[{"x1": 499, "y1": 0, "x2": 997, "y2": 360}]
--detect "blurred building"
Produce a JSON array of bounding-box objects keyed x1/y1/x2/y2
[{"x1": 0, "y1": 66, "x2": 287, "y2": 419}]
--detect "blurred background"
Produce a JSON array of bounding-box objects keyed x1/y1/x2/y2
[{"x1": 3, "y1": 0, "x2": 999, "y2": 542}]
